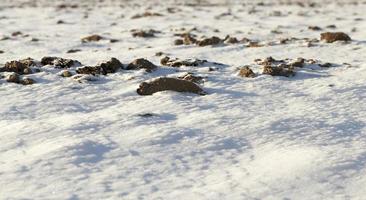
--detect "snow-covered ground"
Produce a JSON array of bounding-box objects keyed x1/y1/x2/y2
[{"x1": 1, "y1": 0, "x2": 366, "y2": 199}]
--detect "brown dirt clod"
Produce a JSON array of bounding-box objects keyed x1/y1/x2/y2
[
  {"x1": 6, "y1": 73, "x2": 20, "y2": 83},
  {"x1": 132, "y1": 29, "x2": 157, "y2": 38},
  {"x1": 41, "y1": 57, "x2": 82, "y2": 68},
  {"x1": 320, "y1": 32, "x2": 351, "y2": 43},
  {"x1": 239, "y1": 66, "x2": 256, "y2": 78},
  {"x1": 61, "y1": 70, "x2": 73, "y2": 77},
  {"x1": 174, "y1": 39, "x2": 184, "y2": 45},
  {"x1": 98, "y1": 57, "x2": 123, "y2": 74},
  {"x1": 262, "y1": 65, "x2": 295, "y2": 77},
  {"x1": 81, "y1": 34, "x2": 103, "y2": 43},
  {"x1": 178, "y1": 73, "x2": 204, "y2": 84},
  {"x1": 21, "y1": 78, "x2": 35, "y2": 85},
  {"x1": 137, "y1": 77, "x2": 206, "y2": 95},
  {"x1": 76, "y1": 66, "x2": 101, "y2": 75},
  {"x1": 197, "y1": 36, "x2": 222, "y2": 46},
  {"x1": 160, "y1": 56, "x2": 207, "y2": 67},
  {"x1": 127, "y1": 58, "x2": 157, "y2": 72},
  {"x1": 2, "y1": 59, "x2": 37, "y2": 75}
]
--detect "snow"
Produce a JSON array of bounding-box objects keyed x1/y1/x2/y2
[{"x1": 0, "y1": 0, "x2": 366, "y2": 199}]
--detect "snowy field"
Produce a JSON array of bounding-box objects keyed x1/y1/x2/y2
[{"x1": 0, "y1": 0, "x2": 366, "y2": 199}]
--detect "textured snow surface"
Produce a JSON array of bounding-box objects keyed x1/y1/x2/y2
[{"x1": 0, "y1": 0, "x2": 366, "y2": 199}]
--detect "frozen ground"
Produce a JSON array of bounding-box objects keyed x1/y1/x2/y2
[{"x1": 0, "y1": 0, "x2": 366, "y2": 199}]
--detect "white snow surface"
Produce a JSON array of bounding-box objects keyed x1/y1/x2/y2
[{"x1": 0, "y1": 0, "x2": 366, "y2": 199}]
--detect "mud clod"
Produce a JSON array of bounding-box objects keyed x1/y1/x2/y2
[
  {"x1": 127, "y1": 58, "x2": 157, "y2": 72},
  {"x1": 81, "y1": 34, "x2": 103, "y2": 43},
  {"x1": 6, "y1": 73, "x2": 20, "y2": 83},
  {"x1": 98, "y1": 57, "x2": 123, "y2": 74},
  {"x1": 262, "y1": 65, "x2": 295, "y2": 77},
  {"x1": 67, "y1": 49, "x2": 81, "y2": 53},
  {"x1": 2, "y1": 59, "x2": 37, "y2": 75},
  {"x1": 308, "y1": 26, "x2": 322, "y2": 31},
  {"x1": 174, "y1": 39, "x2": 184, "y2": 45},
  {"x1": 197, "y1": 36, "x2": 222, "y2": 46},
  {"x1": 320, "y1": 32, "x2": 351, "y2": 43},
  {"x1": 224, "y1": 36, "x2": 239, "y2": 44},
  {"x1": 61, "y1": 70, "x2": 73, "y2": 77},
  {"x1": 21, "y1": 78, "x2": 35, "y2": 85},
  {"x1": 131, "y1": 12, "x2": 163, "y2": 19},
  {"x1": 132, "y1": 29, "x2": 157, "y2": 38},
  {"x1": 238, "y1": 66, "x2": 256, "y2": 78},
  {"x1": 160, "y1": 56, "x2": 207, "y2": 67},
  {"x1": 182, "y1": 33, "x2": 197, "y2": 45},
  {"x1": 137, "y1": 77, "x2": 206, "y2": 95},
  {"x1": 76, "y1": 66, "x2": 101, "y2": 75},
  {"x1": 41, "y1": 57, "x2": 82, "y2": 68},
  {"x1": 178, "y1": 73, "x2": 204, "y2": 84}
]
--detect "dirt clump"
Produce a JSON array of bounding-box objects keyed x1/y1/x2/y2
[
  {"x1": 174, "y1": 39, "x2": 184, "y2": 45},
  {"x1": 98, "y1": 57, "x2": 123, "y2": 74},
  {"x1": 308, "y1": 26, "x2": 322, "y2": 31},
  {"x1": 41, "y1": 57, "x2": 82, "y2": 68},
  {"x1": 76, "y1": 66, "x2": 101, "y2": 75},
  {"x1": 61, "y1": 70, "x2": 73, "y2": 77},
  {"x1": 319, "y1": 63, "x2": 333, "y2": 68},
  {"x1": 137, "y1": 77, "x2": 206, "y2": 95},
  {"x1": 21, "y1": 78, "x2": 35, "y2": 85},
  {"x1": 132, "y1": 29, "x2": 158, "y2": 38},
  {"x1": 182, "y1": 33, "x2": 197, "y2": 45},
  {"x1": 12, "y1": 31, "x2": 23, "y2": 37},
  {"x1": 224, "y1": 36, "x2": 239, "y2": 44},
  {"x1": 126, "y1": 58, "x2": 157, "y2": 72},
  {"x1": 197, "y1": 36, "x2": 222, "y2": 46},
  {"x1": 178, "y1": 73, "x2": 204, "y2": 84},
  {"x1": 67, "y1": 49, "x2": 81, "y2": 53},
  {"x1": 289, "y1": 58, "x2": 305, "y2": 68},
  {"x1": 131, "y1": 12, "x2": 163, "y2": 19},
  {"x1": 6, "y1": 73, "x2": 20, "y2": 83},
  {"x1": 1, "y1": 58, "x2": 38, "y2": 74},
  {"x1": 81, "y1": 34, "x2": 103, "y2": 43},
  {"x1": 155, "y1": 52, "x2": 164, "y2": 56},
  {"x1": 262, "y1": 65, "x2": 295, "y2": 77},
  {"x1": 320, "y1": 32, "x2": 351, "y2": 43},
  {"x1": 160, "y1": 56, "x2": 207, "y2": 67},
  {"x1": 238, "y1": 66, "x2": 256, "y2": 78}
]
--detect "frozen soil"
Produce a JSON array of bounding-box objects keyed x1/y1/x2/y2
[{"x1": 0, "y1": 0, "x2": 366, "y2": 199}]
